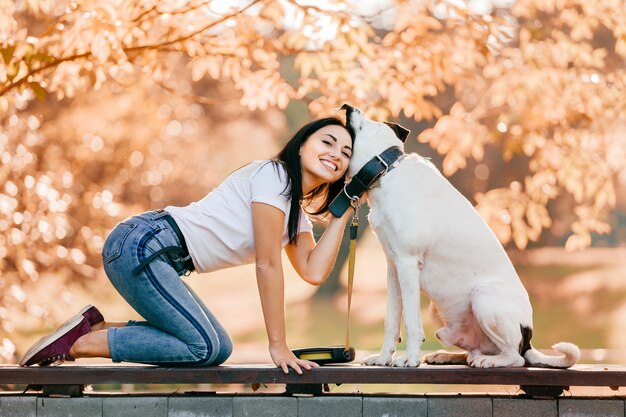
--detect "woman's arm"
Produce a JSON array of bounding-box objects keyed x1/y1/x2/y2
[
  {"x1": 251, "y1": 202, "x2": 318, "y2": 374},
  {"x1": 284, "y1": 208, "x2": 354, "y2": 286}
]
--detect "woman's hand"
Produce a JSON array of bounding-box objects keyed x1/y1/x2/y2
[{"x1": 269, "y1": 342, "x2": 319, "y2": 374}]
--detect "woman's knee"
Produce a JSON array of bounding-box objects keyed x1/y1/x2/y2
[
  {"x1": 213, "y1": 334, "x2": 233, "y2": 365},
  {"x1": 192, "y1": 336, "x2": 232, "y2": 366},
  {"x1": 186, "y1": 327, "x2": 232, "y2": 366},
  {"x1": 187, "y1": 341, "x2": 212, "y2": 364}
]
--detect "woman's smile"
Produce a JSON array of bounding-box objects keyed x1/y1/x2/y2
[{"x1": 319, "y1": 158, "x2": 338, "y2": 171}]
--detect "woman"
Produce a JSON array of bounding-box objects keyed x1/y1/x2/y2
[{"x1": 20, "y1": 117, "x2": 355, "y2": 374}]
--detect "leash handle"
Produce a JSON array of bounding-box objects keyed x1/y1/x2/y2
[{"x1": 345, "y1": 205, "x2": 359, "y2": 352}]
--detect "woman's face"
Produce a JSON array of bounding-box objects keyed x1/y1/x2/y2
[{"x1": 299, "y1": 124, "x2": 352, "y2": 191}]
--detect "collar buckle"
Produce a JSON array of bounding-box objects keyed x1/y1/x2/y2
[
  {"x1": 329, "y1": 146, "x2": 405, "y2": 218},
  {"x1": 375, "y1": 154, "x2": 389, "y2": 176}
]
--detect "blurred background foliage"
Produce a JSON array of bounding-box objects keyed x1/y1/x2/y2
[{"x1": 1, "y1": 0, "x2": 625, "y2": 364}]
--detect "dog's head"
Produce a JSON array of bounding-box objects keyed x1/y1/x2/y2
[{"x1": 340, "y1": 104, "x2": 410, "y2": 177}]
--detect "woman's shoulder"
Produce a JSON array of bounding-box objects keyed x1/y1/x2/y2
[
  {"x1": 248, "y1": 160, "x2": 291, "y2": 206},
  {"x1": 224, "y1": 160, "x2": 290, "y2": 192},
  {"x1": 227, "y1": 160, "x2": 275, "y2": 178},
  {"x1": 249, "y1": 160, "x2": 289, "y2": 182}
]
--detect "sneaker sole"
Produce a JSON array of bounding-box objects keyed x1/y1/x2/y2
[{"x1": 19, "y1": 314, "x2": 83, "y2": 366}]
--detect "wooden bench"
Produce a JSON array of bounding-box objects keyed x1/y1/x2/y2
[{"x1": 1, "y1": 364, "x2": 625, "y2": 397}]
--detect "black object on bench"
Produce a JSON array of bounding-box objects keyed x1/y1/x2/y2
[{"x1": 1, "y1": 364, "x2": 624, "y2": 397}]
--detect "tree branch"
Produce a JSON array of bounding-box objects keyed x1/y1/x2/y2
[
  {"x1": 126, "y1": 0, "x2": 264, "y2": 53},
  {"x1": 153, "y1": 78, "x2": 241, "y2": 105},
  {"x1": 131, "y1": 3, "x2": 158, "y2": 23},
  {"x1": 283, "y1": 0, "x2": 395, "y2": 23},
  {"x1": 0, "y1": 52, "x2": 91, "y2": 97},
  {"x1": 0, "y1": 0, "x2": 265, "y2": 98},
  {"x1": 160, "y1": 0, "x2": 214, "y2": 18}
]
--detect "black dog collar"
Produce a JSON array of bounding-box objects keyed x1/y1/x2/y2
[{"x1": 329, "y1": 146, "x2": 405, "y2": 217}]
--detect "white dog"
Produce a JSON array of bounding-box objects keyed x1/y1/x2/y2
[{"x1": 341, "y1": 105, "x2": 579, "y2": 368}]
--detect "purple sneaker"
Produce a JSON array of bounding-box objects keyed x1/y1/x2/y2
[
  {"x1": 19, "y1": 316, "x2": 91, "y2": 367},
  {"x1": 78, "y1": 305, "x2": 104, "y2": 327}
]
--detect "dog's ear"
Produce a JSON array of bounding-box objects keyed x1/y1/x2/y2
[
  {"x1": 339, "y1": 103, "x2": 355, "y2": 113},
  {"x1": 385, "y1": 122, "x2": 410, "y2": 142}
]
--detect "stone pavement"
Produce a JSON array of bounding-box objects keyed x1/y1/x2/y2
[{"x1": 1, "y1": 394, "x2": 625, "y2": 417}]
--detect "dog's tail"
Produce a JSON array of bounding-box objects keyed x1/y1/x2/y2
[{"x1": 523, "y1": 342, "x2": 580, "y2": 368}]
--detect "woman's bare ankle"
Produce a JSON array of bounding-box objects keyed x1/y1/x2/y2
[
  {"x1": 69, "y1": 330, "x2": 111, "y2": 358},
  {"x1": 91, "y1": 321, "x2": 106, "y2": 331},
  {"x1": 96, "y1": 321, "x2": 127, "y2": 330},
  {"x1": 69, "y1": 333, "x2": 89, "y2": 358}
]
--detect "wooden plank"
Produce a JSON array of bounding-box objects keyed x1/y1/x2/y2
[{"x1": 0, "y1": 364, "x2": 625, "y2": 387}]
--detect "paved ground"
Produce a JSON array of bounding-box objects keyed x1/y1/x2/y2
[{"x1": 2, "y1": 393, "x2": 626, "y2": 417}]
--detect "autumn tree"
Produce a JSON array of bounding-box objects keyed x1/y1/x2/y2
[
  {"x1": 1, "y1": 0, "x2": 625, "y2": 361},
  {"x1": 421, "y1": 0, "x2": 626, "y2": 251}
]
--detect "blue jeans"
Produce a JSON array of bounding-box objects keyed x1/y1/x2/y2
[{"x1": 102, "y1": 210, "x2": 232, "y2": 366}]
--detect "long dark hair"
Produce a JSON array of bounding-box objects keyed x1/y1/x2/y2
[{"x1": 273, "y1": 117, "x2": 354, "y2": 244}]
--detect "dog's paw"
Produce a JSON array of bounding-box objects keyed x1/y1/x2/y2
[
  {"x1": 391, "y1": 354, "x2": 420, "y2": 367},
  {"x1": 423, "y1": 350, "x2": 468, "y2": 365},
  {"x1": 422, "y1": 351, "x2": 450, "y2": 364},
  {"x1": 469, "y1": 354, "x2": 524, "y2": 368},
  {"x1": 362, "y1": 353, "x2": 394, "y2": 366},
  {"x1": 469, "y1": 354, "x2": 496, "y2": 368}
]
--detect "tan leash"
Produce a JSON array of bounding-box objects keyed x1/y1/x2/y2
[
  {"x1": 344, "y1": 202, "x2": 359, "y2": 352},
  {"x1": 291, "y1": 202, "x2": 359, "y2": 364}
]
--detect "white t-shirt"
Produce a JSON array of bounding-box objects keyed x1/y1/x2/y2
[{"x1": 165, "y1": 160, "x2": 313, "y2": 273}]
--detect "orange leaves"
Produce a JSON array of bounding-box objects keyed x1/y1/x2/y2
[
  {"x1": 237, "y1": 69, "x2": 294, "y2": 110},
  {"x1": 393, "y1": 3, "x2": 441, "y2": 34},
  {"x1": 259, "y1": 1, "x2": 284, "y2": 25},
  {"x1": 566, "y1": 205, "x2": 612, "y2": 251},
  {"x1": 28, "y1": 82, "x2": 46, "y2": 100},
  {"x1": 294, "y1": 52, "x2": 331, "y2": 79},
  {"x1": 191, "y1": 55, "x2": 221, "y2": 81},
  {"x1": 282, "y1": 29, "x2": 310, "y2": 51},
  {"x1": 0, "y1": 1, "x2": 17, "y2": 36},
  {"x1": 342, "y1": 22, "x2": 375, "y2": 59},
  {"x1": 0, "y1": 0, "x2": 624, "y2": 258},
  {"x1": 474, "y1": 125, "x2": 619, "y2": 251},
  {"x1": 455, "y1": 0, "x2": 625, "y2": 251},
  {"x1": 288, "y1": 15, "x2": 380, "y2": 112},
  {"x1": 90, "y1": 31, "x2": 113, "y2": 64},
  {"x1": 475, "y1": 177, "x2": 553, "y2": 250},
  {"x1": 384, "y1": 79, "x2": 442, "y2": 121},
  {"x1": 22, "y1": 0, "x2": 53, "y2": 15},
  {"x1": 545, "y1": 130, "x2": 616, "y2": 211},
  {"x1": 419, "y1": 103, "x2": 490, "y2": 176}
]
